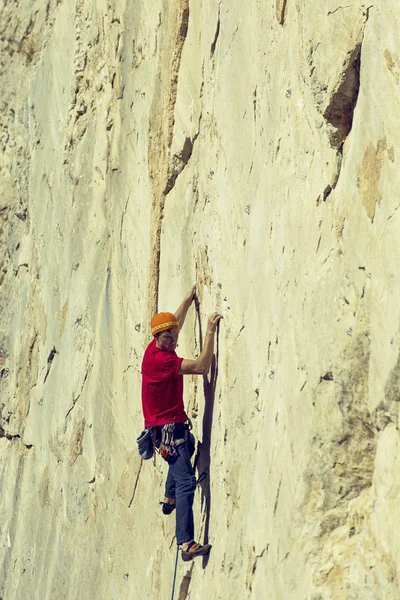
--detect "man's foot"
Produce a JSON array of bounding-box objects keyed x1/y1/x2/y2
[
  {"x1": 160, "y1": 498, "x2": 176, "y2": 515},
  {"x1": 181, "y1": 541, "x2": 212, "y2": 562}
]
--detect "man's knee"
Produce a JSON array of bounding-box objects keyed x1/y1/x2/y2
[{"x1": 177, "y1": 473, "x2": 196, "y2": 495}]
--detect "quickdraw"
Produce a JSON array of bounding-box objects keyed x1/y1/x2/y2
[
  {"x1": 152, "y1": 420, "x2": 193, "y2": 463},
  {"x1": 157, "y1": 423, "x2": 177, "y2": 461}
]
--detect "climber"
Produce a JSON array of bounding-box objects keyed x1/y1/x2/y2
[{"x1": 141, "y1": 285, "x2": 222, "y2": 562}]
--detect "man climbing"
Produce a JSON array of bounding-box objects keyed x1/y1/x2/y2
[{"x1": 141, "y1": 285, "x2": 222, "y2": 561}]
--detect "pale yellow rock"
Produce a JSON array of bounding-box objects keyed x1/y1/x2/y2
[{"x1": 1, "y1": 1, "x2": 400, "y2": 599}]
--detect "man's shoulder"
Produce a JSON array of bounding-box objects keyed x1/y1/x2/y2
[{"x1": 143, "y1": 338, "x2": 156, "y2": 355}]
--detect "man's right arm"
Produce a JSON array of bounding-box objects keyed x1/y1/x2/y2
[{"x1": 178, "y1": 312, "x2": 222, "y2": 376}]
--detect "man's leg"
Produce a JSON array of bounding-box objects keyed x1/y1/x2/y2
[
  {"x1": 165, "y1": 465, "x2": 175, "y2": 500},
  {"x1": 160, "y1": 465, "x2": 176, "y2": 514},
  {"x1": 168, "y1": 443, "x2": 196, "y2": 545},
  {"x1": 169, "y1": 442, "x2": 212, "y2": 561}
]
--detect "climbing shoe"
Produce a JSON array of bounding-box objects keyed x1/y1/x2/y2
[
  {"x1": 181, "y1": 542, "x2": 212, "y2": 562},
  {"x1": 160, "y1": 500, "x2": 176, "y2": 515}
]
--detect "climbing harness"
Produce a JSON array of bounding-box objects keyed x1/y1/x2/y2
[
  {"x1": 151, "y1": 419, "x2": 195, "y2": 464},
  {"x1": 170, "y1": 545, "x2": 179, "y2": 600}
]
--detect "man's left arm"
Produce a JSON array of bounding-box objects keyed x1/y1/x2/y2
[{"x1": 174, "y1": 285, "x2": 196, "y2": 330}]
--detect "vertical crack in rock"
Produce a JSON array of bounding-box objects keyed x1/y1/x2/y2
[
  {"x1": 273, "y1": 477, "x2": 282, "y2": 515},
  {"x1": 323, "y1": 43, "x2": 361, "y2": 149},
  {"x1": 147, "y1": 0, "x2": 190, "y2": 317},
  {"x1": 43, "y1": 346, "x2": 58, "y2": 384},
  {"x1": 316, "y1": 37, "x2": 364, "y2": 204},
  {"x1": 276, "y1": 0, "x2": 288, "y2": 25},
  {"x1": 128, "y1": 461, "x2": 143, "y2": 508},
  {"x1": 27, "y1": 331, "x2": 39, "y2": 376},
  {"x1": 210, "y1": 4, "x2": 221, "y2": 56},
  {"x1": 65, "y1": 364, "x2": 92, "y2": 419},
  {"x1": 165, "y1": 132, "x2": 199, "y2": 195},
  {"x1": 248, "y1": 547, "x2": 267, "y2": 592},
  {"x1": 119, "y1": 193, "x2": 131, "y2": 244}
]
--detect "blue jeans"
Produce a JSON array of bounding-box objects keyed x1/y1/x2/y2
[{"x1": 165, "y1": 436, "x2": 196, "y2": 545}]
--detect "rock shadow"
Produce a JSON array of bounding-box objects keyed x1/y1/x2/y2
[{"x1": 193, "y1": 296, "x2": 220, "y2": 569}]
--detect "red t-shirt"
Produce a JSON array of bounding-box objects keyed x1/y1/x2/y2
[{"x1": 141, "y1": 338, "x2": 188, "y2": 427}]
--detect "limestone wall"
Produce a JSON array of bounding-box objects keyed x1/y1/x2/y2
[{"x1": 1, "y1": 1, "x2": 400, "y2": 598}]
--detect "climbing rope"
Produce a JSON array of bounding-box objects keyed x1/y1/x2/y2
[{"x1": 171, "y1": 545, "x2": 179, "y2": 600}]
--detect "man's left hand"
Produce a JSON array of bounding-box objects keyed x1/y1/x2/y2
[{"x1": 186, "y1": 284, "x2": 196, "y2": 303}]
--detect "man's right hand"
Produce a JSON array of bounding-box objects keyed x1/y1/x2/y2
[{"x1": 207, "y1": 312, "x2": 223, "y2": 334}]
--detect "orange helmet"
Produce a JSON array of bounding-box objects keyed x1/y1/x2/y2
[{"x1": 151, "y1": 312, "x2": 179, "y2": 336}]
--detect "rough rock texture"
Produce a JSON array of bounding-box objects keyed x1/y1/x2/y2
[{"x1": 1, "y1": 1, "x2": 400, "y2": 598}]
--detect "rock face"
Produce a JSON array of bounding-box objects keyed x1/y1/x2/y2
[{"x1": 1, "y1": 1, "x2": 400, "y2": 598}]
